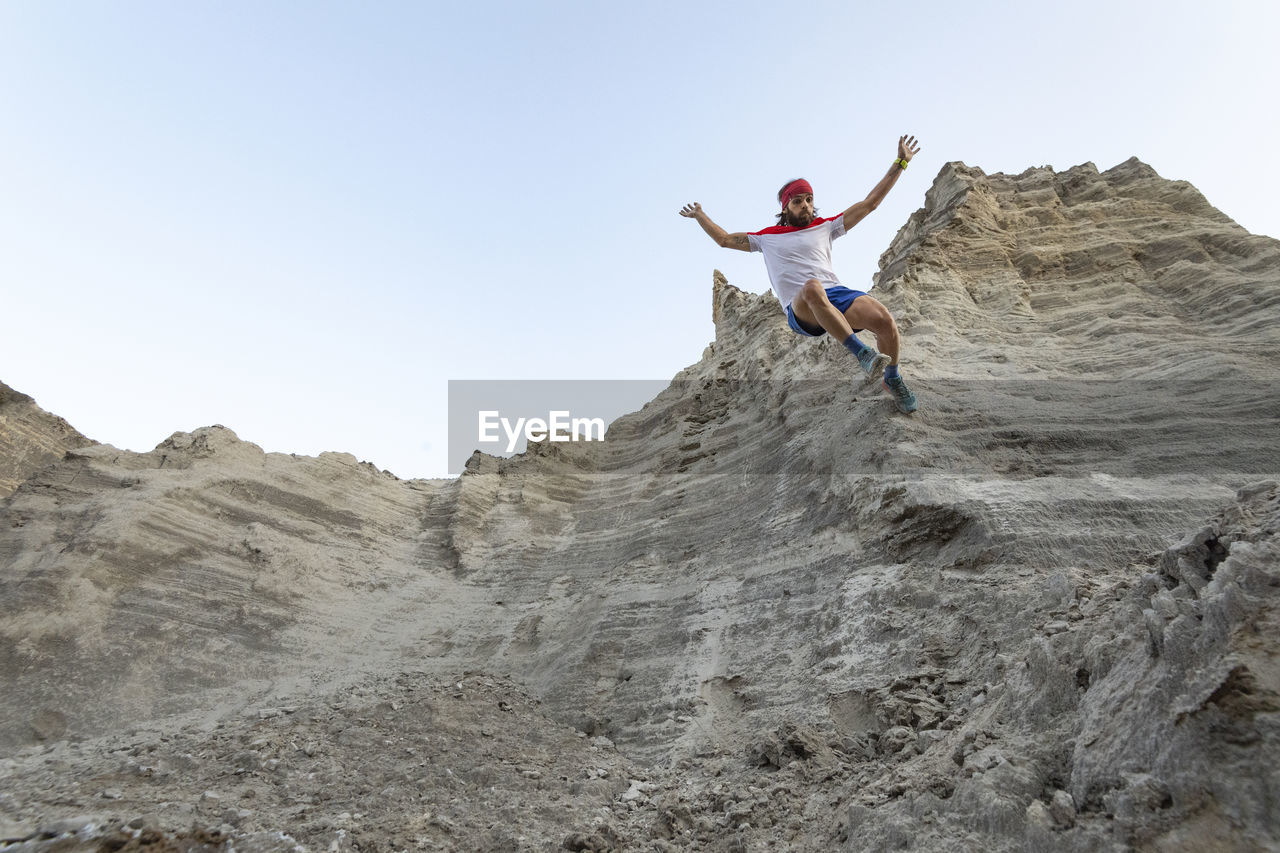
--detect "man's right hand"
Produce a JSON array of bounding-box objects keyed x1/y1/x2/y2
[{"x1": 681, "y1": 203, "x2": 751, "y2": 251}]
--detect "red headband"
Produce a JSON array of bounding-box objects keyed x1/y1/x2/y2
[{"x1": 780, "y1": 179, "x2": 813, "y2": 209}]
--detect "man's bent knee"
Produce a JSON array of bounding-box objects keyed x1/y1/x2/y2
[
  {"x1": 797, "y1": 279, "x2": 825, "y2": 306},
  {"x1": 846, "y1": 296, "x2": 895, "y2": 333}
]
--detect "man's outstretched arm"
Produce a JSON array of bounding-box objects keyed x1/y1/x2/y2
[
  {"x1": 842, "y1": 135, "x2": 922, "y2": 231},
  {"x1": 679, "y1": 202, "x2": 751, "y2": 252}
]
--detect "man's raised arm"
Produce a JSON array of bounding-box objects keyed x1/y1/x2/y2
[
  {"x1": 841, "y1": 134, "x2": 922, "y2": 231},
  {"x1": 679, "y1": 202, "x2": 751, "y2": 252}
]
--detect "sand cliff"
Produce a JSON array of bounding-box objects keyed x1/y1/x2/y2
[{"x1": 2, "y1": 158, "x2": 1278, "y2": 851}]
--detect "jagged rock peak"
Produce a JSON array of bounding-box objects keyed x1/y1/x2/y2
[
  {"x1": 876, "y1": 156, "x2": 1254, "y2": 287},
  {"x1": 0, "y1": 381, "x2": 91, "y2": 499},
  {"x1": 859, "y1": 157, "x2": 1280, "y2": 379},
  {"x1": 702, "y1": 268, "x2": 825, "y2": 383},
  {"x1": 882, "y1": 157, "x2": 1224, "y2": 260}
]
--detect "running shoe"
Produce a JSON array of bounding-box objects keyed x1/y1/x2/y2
[
  {"x1": 882, "y1": 374, "x2": 918, "y2": 414},
  {"x1": 856, "y1": 347, "x2": 892, "y2": 381}
]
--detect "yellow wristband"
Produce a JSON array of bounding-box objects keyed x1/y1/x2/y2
[{"x1": 894, "y1": 158, "x2": 909, "y2": 170}]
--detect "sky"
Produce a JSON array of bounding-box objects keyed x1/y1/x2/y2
[{"x1": 2, "y1": 1, "x2": 1277, "y2": 479}]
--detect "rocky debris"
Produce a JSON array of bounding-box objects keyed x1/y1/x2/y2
[
  {"x1": 4, "y1": 824, "x2": 303, "y2": 853},
  {"x1": 0, "y1": 673, "x2": 646, "y2": 852},
  {"x1": 1067, "y1": 481, "x2": 1280, "y2": 851}
]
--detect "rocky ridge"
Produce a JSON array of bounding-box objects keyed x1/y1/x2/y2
[
  {"x1": 0, "y1": 382, "x2": 90, "y2": 500},
  {"x1": 1, "y1": 158, "x2": 1278, "y2": 851}
]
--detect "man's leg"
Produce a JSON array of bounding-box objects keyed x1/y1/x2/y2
[
  {"x1": 844, "y1": 295, "x2": 917, "y2": 413},
  {"x1": 841, "y1": 295, "x2": 900, "y2": 364},
  {"x1": 790, "y1": 279, "x2": 854, "y2": 339},
  {"x1": 792, "y1": 281, "x2": 891, "y2": 380}
]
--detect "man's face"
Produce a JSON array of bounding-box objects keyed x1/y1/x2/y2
[{"x1": 785, "y1": 192, "x2": 815, "y2": 227}]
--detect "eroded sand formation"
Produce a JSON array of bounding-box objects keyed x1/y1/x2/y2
[{"x1": 2, "y1": 158, "x2": 1278, "y2": 851}]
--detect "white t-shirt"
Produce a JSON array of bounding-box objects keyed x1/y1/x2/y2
[{"x1": 747, "y1": 215, "x2": 847, "y2": 309}]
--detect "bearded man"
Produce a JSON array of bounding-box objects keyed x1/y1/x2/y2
[{"x1": 680, "y1": 135, "x2": 921, "y2": 413}]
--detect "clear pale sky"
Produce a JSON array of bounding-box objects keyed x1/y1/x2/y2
[{"x1": 3, "y1": 1, "x2": 1277, "y2": 479}]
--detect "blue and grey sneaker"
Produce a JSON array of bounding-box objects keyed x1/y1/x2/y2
[
  {"x1": 856, "y1": 347, "x2": 892, "y2": 381},
  {"x1": 882, "y1": 375, "x2": 918, "y2": 414}
]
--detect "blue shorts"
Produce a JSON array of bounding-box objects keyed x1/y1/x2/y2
[{"x1": 785, "y1": 285, "x2": 868, "y2": 337}]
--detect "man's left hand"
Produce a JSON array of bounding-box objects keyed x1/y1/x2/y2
[{"x1": 898, "y1": 135, "x2": 921, "y2": 163}]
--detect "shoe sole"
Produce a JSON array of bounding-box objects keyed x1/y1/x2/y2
[{"x1": 861, "y1": 353, "x2": 891, "y2": 383}]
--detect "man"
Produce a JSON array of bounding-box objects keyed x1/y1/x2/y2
[{"x1": 680, "y1": 135, "x2": 920, "y2": 413}]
